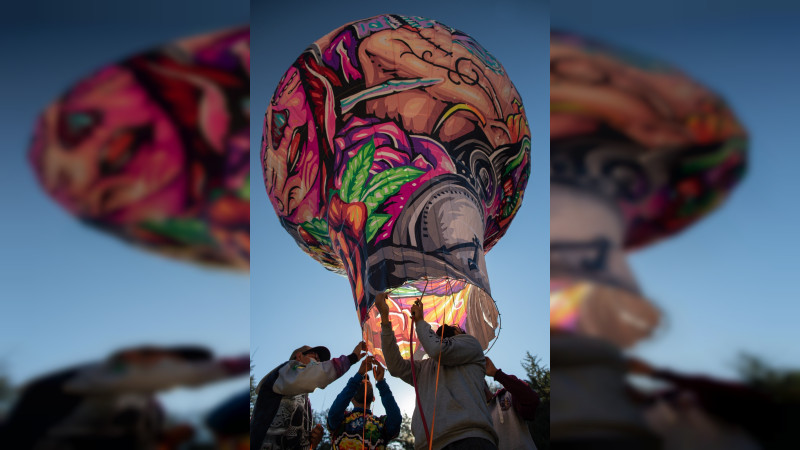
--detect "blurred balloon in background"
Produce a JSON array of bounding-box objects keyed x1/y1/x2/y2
[
  {"x1": 29, "y1": 26, "x2": 251, "y2": 270},
  {"x1": 549, "y1": 30, "x2": 747, "y2": 347},
  {"x1": 549, "y1": 30, "x2": 749, "y2": 448}
]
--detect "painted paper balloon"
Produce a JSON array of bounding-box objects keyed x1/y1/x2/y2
[
  {"x1": 30, "y1": 26, "x2": 250, "y2": 270},
  {"x1": 549, "y1": 31, "x2": 747, "y2": 346},
  {"x1": 263, "y1": 15, "x2": 531, "y2": 362}
]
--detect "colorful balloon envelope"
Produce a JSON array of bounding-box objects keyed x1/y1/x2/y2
[
  {"x1": 549, "y1": 31, "x2": 747, "y2": 346},
  {"x1": 30, "y1": 26, "x2": 250, "y2": 270},
  {"x1": 262, "y1": 15, "x2": 531, "y2": 362}
]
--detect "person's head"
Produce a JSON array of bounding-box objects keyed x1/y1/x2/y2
[
  {"x1": 289, "y1": 345, "x2": 331, "y2": 365},
  {"x1": 351, "y1": 378, "x2": 374, "y2": 408},
  {"x1": 435, "y1": 324, "x2": 466, "y2": 339}
]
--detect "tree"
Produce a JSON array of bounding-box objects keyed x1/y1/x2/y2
[
  {"x1": 0, "y1": 372, "x2": 11, "y2": 401},
  {"x1": 387, "y1": 413, "x2": 414, "y2": 449},
  {"x1": 737, "y1": 353, "x2": 800, "y2": 402},
  {"x1": 736, "y1": 353, "x2": 800, "y2": 449},
  {"x1": 522, "y1": 352, "x2": 550, "y2": 450},
  {"x1": 312, "y1": 408, "x2": 333, "y2": 450},
  {"x1": 0, "y1": 362, "x2": 13, "y2": 418},
  {"x1": 250, "y1": 362, "x2": 256, "y2": 417}
]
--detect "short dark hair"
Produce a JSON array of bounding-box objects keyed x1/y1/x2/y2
[
  {"x1": 435, "y1": 324, "x2": 459, "y2": 339},
  {"x1": 353, "y1": 379, "x2": 374, "y2": 405}
]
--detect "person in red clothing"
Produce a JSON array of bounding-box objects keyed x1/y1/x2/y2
[{"x1": 484, "y1": 357, "x2": 540, "y2": 450}]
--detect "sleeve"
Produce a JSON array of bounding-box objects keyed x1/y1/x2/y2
[
  {"x1": 494, "y1": 370, "x2": 539, "y2": 421},
  {"x1": 376, "y1": 379, "x2": 402, "y2": 440},
  {"x1": 64, "y1": 360, "x2": 234, "y2": 394},
  {"x1": 273, "y1": 354, "x2": 353, "y2": 396},
  {"x1": 380, "y1": 322, "x2": 415, "y2": 385},
  {"x1": 415, "y1": 320, "x2": 484, "y2": 367},
  {"x1": 327, "y1": 372, "x2": 363, "y2": 431}
]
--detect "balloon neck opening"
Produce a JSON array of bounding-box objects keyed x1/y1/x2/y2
[{"x1": 363, "y1": 277, "x2": 499, "y2": 364}]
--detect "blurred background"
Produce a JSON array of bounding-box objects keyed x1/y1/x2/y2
[
  {"x1": 0, "y1": 0, "x2": 250, "y2": 447},
  {"x1": 552, "y1": 0, "x2": 800, "y2": 388},
  {"x1": 550, "y1": 0, "x2": 800, "y2": 448}
]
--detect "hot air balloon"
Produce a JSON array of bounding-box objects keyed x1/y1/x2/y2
[
  {"x1": 262, "y1": 14, "x2": 531, "y2": 363},
  {"x1": 29, "y1": 26, "x2": 250, "y2": 270},
  {"x1": 548, "y1": 31, "x2": 747, "y2": 348}
]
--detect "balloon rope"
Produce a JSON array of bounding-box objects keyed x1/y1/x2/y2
[
  {"x1": 409, "y1": 278, "x2": 431, "y2": 446},
  {"x1": 428, "y1": 277, "x2": 453, "y2": 450},
  {"x1": 362, "y1": 373, "x2": 368, "y2": 450}
]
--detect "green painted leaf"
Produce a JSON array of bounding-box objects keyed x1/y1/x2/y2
[
  {"x1": 365, "y1": 213, "x2": 391, "y2": 243},
  {"x1": 238, "y1": 175, "x2": 250, "y2": 200},
  {"x1": 503, "y1": 137, "x2": 530, "y2": 176},
  {"x1": 141, "y1": 218, "x2": 214, "y2": 245},
  {"x1": 340, "y1": 138, "x2": 375, "y2": 203},
  {"x1": 209, "y1": 188, "x2": 225, "y2": 201},
  {"x1": 362, "y1": 167, "x2": 425, "y2": 215},
  {"x1": 300, "y1": 218, "x2": 331, "y2": 246}
]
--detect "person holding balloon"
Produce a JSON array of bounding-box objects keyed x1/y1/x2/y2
[
  {"x1": 374, "y1": 292, "x2": 498, "y2": 450},
  {"x1": 251, "y1": 342, "x2": 367, "y2": 450},
  {"x1": 327, "y1": 355, "x2": 402, "y2": 449},
  {"x1": 0, "y1": 345, "x2": 248, "y2": 449}
]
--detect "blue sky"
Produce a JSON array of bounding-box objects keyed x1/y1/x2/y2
[
  {"x1": 0, "y1": 0, "x2": 250, "y2": 415},
  {"x1": 250, "y1": 0, "x2": 549, "y2": 417},
  {"x1": 552, "y1": 0, "x2": 800, "y2": 378}
]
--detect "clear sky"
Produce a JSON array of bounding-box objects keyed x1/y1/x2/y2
[
  {"x1": 552, "y1": 0, "x2": 800, "y2": 379},
  {"x1": 250, "y1": 0, "x2": 550, "y2": 418},
  {"x1": 0, "y1": 0, "x2": 250, "y2": 416}
]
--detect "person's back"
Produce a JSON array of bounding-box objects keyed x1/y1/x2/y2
[
  {"x1": 331, "y1": 409, "x2": 392, "y2": 449},
  {"x1": 376, "y1": 293, "x2": 497, "y2": 450},
  {"x1": 409, "y1": 342, "x2": 496, "y2": 449}
]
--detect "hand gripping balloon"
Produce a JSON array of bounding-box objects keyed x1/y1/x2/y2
[
  {"x1": 549, "y1": 31, "x2": 747, "y2": 347},
  {"x1": 30, "y1": 26, "x2": 250, "y2": 270},
  {"x1": 263, "y1": 15, "x2": 531, "y2": 363}
]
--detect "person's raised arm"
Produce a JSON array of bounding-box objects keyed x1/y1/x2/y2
[
  {"x1": 375, "y1": 291, "x2": 414, "y2": 385},
  {"x1": 373, "y1": 362, "x2": 402, "y2": 440},
  {"x1": 486, "y1": 357, "x2": 539, "y2": 421},
  {"x1": 65, "y1": 355, "x2": 249, "y2": 394},
  {"x1": 274, "y1": 341, "x2": 365, "y2": 396},
  {"x1": 412, "y1": 300, "x2": 483, "y2": 366},
  {"x1": 328, "y1": 358, "x2": 371, "y2": 431}
]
